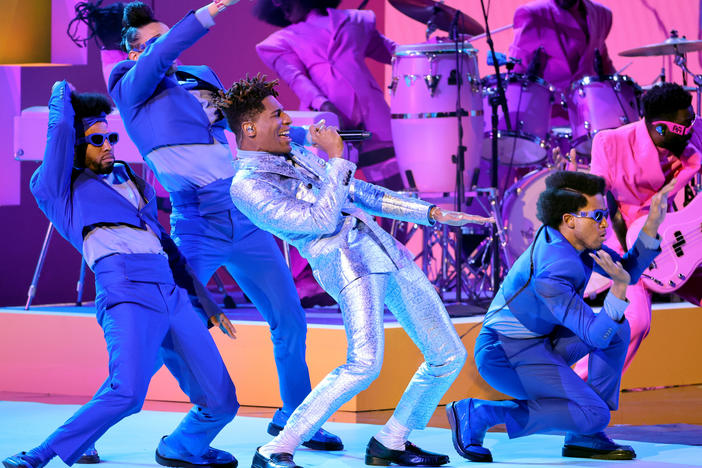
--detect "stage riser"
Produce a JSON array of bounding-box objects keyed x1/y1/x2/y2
[{"x1": 0, "y1": 305, "x2": 699, "y2": 411}]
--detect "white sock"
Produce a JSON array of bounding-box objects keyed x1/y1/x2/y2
[
  {"x1": 374, "y1": 416, "x2": 411, "y2": 451},
  {"x1": 259, "y1": 428, "x2": 303, "y2": 458}
]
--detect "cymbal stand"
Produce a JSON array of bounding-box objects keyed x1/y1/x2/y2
[
  {"x1": 672, "y1": 44, "x2": 702, "y2": 114},
  {"x1": 479, "y1": 0, "x2": 512, "y2": 293}
]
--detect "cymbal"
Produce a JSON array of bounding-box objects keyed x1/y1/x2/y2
[
  {"x1": 388, "y1": 0, "x2": 485, "y2": 36},
  {"x1": 620, "y1": 37, "x2": 702, "y2": 57}
]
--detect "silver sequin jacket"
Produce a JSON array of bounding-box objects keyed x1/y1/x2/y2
[{"x1": 230, "y1": 145, "x2": 435, "y2": 298}]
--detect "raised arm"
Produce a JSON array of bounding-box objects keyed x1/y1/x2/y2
[
  {"x1": 109, "y1": 1, "x2": 240, "y2": 108},
  {"x1": 30, "y1": 81, "x2": 77, "y2": 205}
]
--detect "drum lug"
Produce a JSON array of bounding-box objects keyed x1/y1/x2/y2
[
  {"x1": 424, "y1": 74, "x2": 441, "y2": 97},
  {"x1": 584, "y1": 121, "x2": 591, "y2": 131},
  {"x1": 619, "y1": 115, "x2": 629, "y2": 124},
  {"x1": 404, "y1": 74, "x2": 419, "y2": 87},
  {"x1": 577, "y1": 87, "x2": 585, "y2": 97},
  {"x1": 389, "y1": 77, "x2": 399, "y2": 95}
]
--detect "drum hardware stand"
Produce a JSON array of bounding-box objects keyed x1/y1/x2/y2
[
  {"x1": 671, "y1": 47, "x2": 702, "y2": 115},
  {"x1": 412, "y1": 189, "x2": 511, "y2": 307},
  {"x1": 479, "y1": 0, "x2": 512, "y2": 295},
  {"x1": 25, "y1": 222, "x2": 88, "y2": 310}
]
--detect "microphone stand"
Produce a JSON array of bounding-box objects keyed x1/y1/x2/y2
[{"x1": 479, "y1": 0, "x2": 511, "y2": 294}]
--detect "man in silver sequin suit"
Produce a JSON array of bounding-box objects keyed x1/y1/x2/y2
[{"x1": 215, "y1": 76, "x2": 493, "y2": 468}]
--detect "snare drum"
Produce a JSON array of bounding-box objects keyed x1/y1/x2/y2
[
  {"x1": 390, "y1": 42, "x2": 484, "y2": 193},
  {"x1": 481, "y1": 73, "x2": 555, "y2": 166},
  {"x1": 568, "y1": 75, "x2": 642, "y2": 155},
  {"x1": 502, "y1": 168, "x2": 611, "y2": 296}
]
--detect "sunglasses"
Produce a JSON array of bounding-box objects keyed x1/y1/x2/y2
[
  {"x1": 652, "y1": 115, "x2": 696, "y2": 136},
  {"x1": 77, "y1": 132, "x2": 119, "y2": 147},
  {"x1": 570, "y1": 209, "x2": 609, "y2": 223},
  {"x1": 131, "y1": 35, "x2": 161, "y2": 53}
]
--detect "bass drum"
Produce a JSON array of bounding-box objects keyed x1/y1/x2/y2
[{"x1": 502, "y1": 167, "x2": 611, "y2": 297}]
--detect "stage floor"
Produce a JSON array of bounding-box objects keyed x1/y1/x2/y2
[{"x1": 1, "y1": 400, "x2": 700, "y2": 468}]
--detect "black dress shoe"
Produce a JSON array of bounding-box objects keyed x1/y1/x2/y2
[
  {"x1": 562, "y1": 432, "x2": 636, "y2": 460},
  {"x1": 251, "y1": 450, "x2": 302, "y2": 468},
  {"x1": 75, "y1": 447, "x2": 100, "y2": 464},
  {"x1": 2, "y1": 452, "x2": 47, "y2": 468},
  {"x1": 365, "y1": 437, "x2": 449, "y2": 466}
]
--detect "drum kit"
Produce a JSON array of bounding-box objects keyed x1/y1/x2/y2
[{"x1": 386, "y1": 0, "x2": 702, "y2": 306}]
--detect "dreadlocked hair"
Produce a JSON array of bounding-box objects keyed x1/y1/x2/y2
[{"x1": 213, "y1": 74, "x2": 279, "y2": 143}]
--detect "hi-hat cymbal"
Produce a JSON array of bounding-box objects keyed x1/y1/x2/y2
[
  {"x1": 388, "y1": 0, "x2": 485, "y2": 36},
  {"x1": 620, "y1": 37, "x2": 702, "y2": 57}
]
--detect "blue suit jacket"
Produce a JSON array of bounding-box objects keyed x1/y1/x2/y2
[
  {"x1": 108, "y1": 11, "x2": 228, "y2": 157},
  {"x1": 497, "y1": 226, "x2": 660, "y2": 349},
  {"x1": 31, "y1": 81, "x2": 220, "y2": 322}
]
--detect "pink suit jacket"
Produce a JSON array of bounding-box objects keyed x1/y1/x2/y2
[
  {"x1": 590, "y1": 119, "x2": 701, "y2": 228},
  {"x1": 509, "y1": 0, "x2": 615, "y2": 94},
  {"x1": 256, "y1": 8, "x2": 395, "y2": 149}
]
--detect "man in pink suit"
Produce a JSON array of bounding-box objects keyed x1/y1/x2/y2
[
  {"x1": 509, "y1": 0, "x2": 615, "y2": 125},
  {"x1": 580, "y1": 83, "x2": 702, "y2": 377},
  {"x1": 255, "y1": 0, "x2": 402, "y2": 190}
]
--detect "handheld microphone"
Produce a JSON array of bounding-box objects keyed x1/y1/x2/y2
[{"x1": 289, "y1": 125, "x2": 372, "y2": 146}]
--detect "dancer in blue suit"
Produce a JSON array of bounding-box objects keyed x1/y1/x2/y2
[
  {"x1": 2, "y1": 82, "x2": 238, "y2": 468},
  {"x1": 108, "y1": 1, "x2": 341, "y2": 450},
  {"x1": 447, "y1": 171, "x2": 673, "y2": 462}
]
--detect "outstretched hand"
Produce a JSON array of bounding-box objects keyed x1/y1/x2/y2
[
  {"x1": 642, "y1": 178, "x2": 676, "y2": 238},
  {"x1": 209, "y1": 313, "x2": 237, "y2": 340},
  {"x1": 552, "y1": 146, "x2": 578, "y2": 171},
  {"x1": 430, "y1": 207, "x2": 495, "y2": 226},
  {"x1": 589, "y1": 249, "x2": 630, "y2": 300}
]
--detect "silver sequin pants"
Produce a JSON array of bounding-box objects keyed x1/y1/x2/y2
[{"x1": 283, "y1": 262, "x2": 467, "y2": 442}]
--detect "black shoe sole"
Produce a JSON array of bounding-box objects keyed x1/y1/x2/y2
[
  {"x1": 365, "y1": 454, "x2": 392, "y2": 466},
  {"x1": 562, "y1": 445, "x2": 636, "y2": 460},
  {"x1": 75, "y1": 454, "x2": 100, "y2": 464},
  {"x1": 155, "y1": 451, "x2": 238, "y2": 468},
  {"x1": 446, "y1": 402, "x2": 493, "y2": 463},
  {"x1": 267, "y1": 423, "x2": 343, "y2": 451}
]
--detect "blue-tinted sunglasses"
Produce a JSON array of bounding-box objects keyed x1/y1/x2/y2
[
  {"x1": 570, "y1": 209, "x2": 609, "y2": 223},
  {"x1": 77, "y1": 132, "x2": 119, "y2": 147}
]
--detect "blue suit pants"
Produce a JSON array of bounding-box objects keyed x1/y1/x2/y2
[
  {"x1": 44, "y1": 254, "x2": 238, "y2": 465},
  {"x1": 475, "y1": 322, "x2": 630, "y2": 438},
  {"x1": 171, "y1": 206, "x2": 311, "y2": 413}
]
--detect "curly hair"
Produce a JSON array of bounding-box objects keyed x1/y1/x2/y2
[
  {"x1": 71, "y1": 92, "x2": 114, "y2": 167},
  {"x1": 120, "y1": 1, "x2": 158, "y2": 52},
  {"x1": 254, "y1": 0, "x2": 341, "y2": 27},
  {"x1": 536, "y1": 171, "x2": 606, "y2": 228},
  {"x1": 213, "y1": 74, "x2": 279, "y2": 143},
  {"x1": 642, "y1": 83, "x2": 692, "y2": 122}
]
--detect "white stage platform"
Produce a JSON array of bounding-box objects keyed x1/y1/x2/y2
[{"x1": 1, "y1": 401, "x2": 700, "y2": 467}]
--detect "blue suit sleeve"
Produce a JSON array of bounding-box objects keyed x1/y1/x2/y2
[
  {"x1": 109, "y1": 11, "x2": 209, "y2": 109},
  {"x1": 30, "y1": 81, "x2": 76, "y2": 208},
  {"x1": 533, "y1": 259, "x2": 621, "y2": 349}
]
